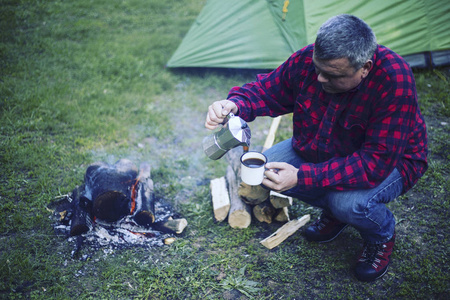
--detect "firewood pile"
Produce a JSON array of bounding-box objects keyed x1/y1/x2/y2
[
  {"x1": 209, "y1": 117, "x2": 310, "y2": 249},
  {"x1": 48, "y1": 159, "x2": 187, "y2": 253}
]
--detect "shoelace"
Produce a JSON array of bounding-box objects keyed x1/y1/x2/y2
[
  {"x1": 315, "y1": 215, "x2": 331, "y2": 230},
  {"x1": 359, "y1": 243, "x2": 387, "y2": 268}
]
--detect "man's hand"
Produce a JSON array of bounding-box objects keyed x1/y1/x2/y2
[
  {"x1": 205, "y1": 100, "x2": 238, "y2": 130},
  {"x1": 263, "y1": 162, "x2": 298, "y2": 192}
]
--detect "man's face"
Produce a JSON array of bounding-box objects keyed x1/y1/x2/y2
[{"x1": 312, "y1": 56, "x2": 371, "y2": 94}]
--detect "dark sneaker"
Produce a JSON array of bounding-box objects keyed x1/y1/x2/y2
[
  {"x1": 304, "y1": 213, "x2": 348, "y2": 243},
  {"x1": 354, "y1": 234, "x2": 395, "y2": 282}
]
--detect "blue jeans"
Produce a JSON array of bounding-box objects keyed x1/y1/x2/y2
[{"x1": 263, "y1": 139, "x2": 403, "y2": 243}]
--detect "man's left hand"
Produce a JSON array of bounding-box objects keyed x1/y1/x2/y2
[{"x1": 263, "y1": 162, "x2": 298, "y2": 192}]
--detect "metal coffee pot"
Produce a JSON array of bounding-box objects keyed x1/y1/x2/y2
[{"x1": 203, "y1": 113, "x2": 251, "y2": 160}]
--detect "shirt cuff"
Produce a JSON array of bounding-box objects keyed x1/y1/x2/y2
[{"x1": 297, "y1": 163, "x2": 318, "y2": 189}]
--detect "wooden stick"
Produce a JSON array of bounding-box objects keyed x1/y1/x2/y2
[
  {"x1": 210, "y1": 177, "x2": 230, "y2": 222},
  {"x1": 260, "y1": 214, "x2": 310, "y2": 249},
  {"x1": 263, "y1": 116, "x2": 282, "y2": 151}
]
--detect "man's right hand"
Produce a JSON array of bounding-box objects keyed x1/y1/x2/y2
[{"x1": 205, "y1": 100, "x2": 238, "y2": 130}]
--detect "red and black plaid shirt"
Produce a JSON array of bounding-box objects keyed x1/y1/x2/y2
[{"x1": 227, "y1": 44, "x2": 428, "y2": 193}]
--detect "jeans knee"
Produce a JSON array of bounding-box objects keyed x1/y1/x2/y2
[{"x1": 329, "y1": 199, "x2": 367, "y2": 225}]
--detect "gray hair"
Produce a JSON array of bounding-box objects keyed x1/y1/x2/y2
[{"x1": 314, "y1": 14, "x2": 377, "y2": 70}]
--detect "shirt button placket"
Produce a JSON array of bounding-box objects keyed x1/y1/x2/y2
[{"x1": 318, "y1": 101, "x2": 339, "y2": 161}]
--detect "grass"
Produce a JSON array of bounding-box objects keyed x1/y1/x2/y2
[{"x1": 1, "y1": 0, "x2": 449, "y2": 299}]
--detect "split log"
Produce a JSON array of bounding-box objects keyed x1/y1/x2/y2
[
  {"x1": 269, "y1": 191, "x2": 293, "y2": 208},
  {"x1": 260, "y1": 214, "x2": 311, "y2": 249},
  {"x1": 253, "y1": 200, "x2": 276, "y2": 224},
  {"x1": 238, "y1": 182, "x2": 269, "y2": 206},
  {"x1": 210, "y1": 177, "x2": 230, "y2": 222},
  {"x1": 69, "y1": 185, "x2": 94, "y2": 236},
  {"x1": 274, "y1": 207, "x2": 290, "y2": 222},
  {"x1": 152, "y1": 218, "x2": 188, "y2": 234},
  {"x1": 133, "y1": 162, "x2": 156, "y2": 227},
  {"x1": 226, "y1": 165, "x2": 251, "y2": 229}
]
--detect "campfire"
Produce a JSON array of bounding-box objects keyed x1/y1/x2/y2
[{"x1": 49, "y1": 159, "x2": 187, "y2": 255}]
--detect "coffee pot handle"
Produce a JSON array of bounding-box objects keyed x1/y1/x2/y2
[{"x1": 220, "y1": 112, "x2": 235, "y2": 125}]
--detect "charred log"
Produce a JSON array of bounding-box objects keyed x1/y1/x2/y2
[
  {"x1": 85, "y1": 159, "x2": 137, "y2": 222},
  {"x1": 70, "y1": 185, "x2": 94, "y2": 236},
  {"x1": 49, "y1": 159, "x2": 186, "y2": 251},
  {"x1": 133, "y1": 163, "x2": 156, "y2": 227},
  {"x1": 80, "y1": 159, "x2": 157, "y2": 225}
]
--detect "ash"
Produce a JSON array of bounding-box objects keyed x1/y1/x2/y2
[{"x1": 50, "y1": 197, "x2": 180, "y2": 255}]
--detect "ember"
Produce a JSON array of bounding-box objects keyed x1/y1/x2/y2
[{"x1": 48, "y1": 159, "x2": 187, "y2": 254}]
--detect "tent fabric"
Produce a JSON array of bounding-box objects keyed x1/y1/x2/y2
[
  {"x1": 166, "y1": 0, "x2": 305, "y2": 69},
  {"x1": 167, "y1": 0, "x2": 450, "y2": 69}
]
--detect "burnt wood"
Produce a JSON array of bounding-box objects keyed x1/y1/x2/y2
[
  {"x1": 66, "y1": 159, "x2": 157, "y2": 236},
  {"x1": 84, "y1": 159, "x2": 137, "y2": 222},
  {"x1": 133, "y1": 162, "x2": 156, "y2": 227},
  {"x1": 83, "y1": 159, "x2": 157, "y2": 225},
  {"x1": 69, "y1": 185, "x2": 94, "y2": 236}
]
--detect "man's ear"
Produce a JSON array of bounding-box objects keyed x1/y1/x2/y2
[{"x1": 361, "y1": 60, "x2": 373, "y2": 78}]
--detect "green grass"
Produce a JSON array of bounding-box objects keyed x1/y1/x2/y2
[{"x1": 1, "y1": 0, "x2": 449, "y2": 299}]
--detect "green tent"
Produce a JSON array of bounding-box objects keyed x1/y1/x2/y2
[{"x1": 167, "y1": 0, "x2": 450, "y2": 69}]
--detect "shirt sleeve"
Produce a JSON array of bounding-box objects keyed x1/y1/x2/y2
[{"x1": 226, "y1": 50, "x2": 307, "y2": 121}]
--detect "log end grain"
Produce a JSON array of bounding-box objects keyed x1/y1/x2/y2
[{"x1": 228, "y1": 210, "x2": 251, "y2": 229}]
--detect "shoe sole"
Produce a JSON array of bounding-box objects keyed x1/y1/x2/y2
[
  {"x1": 317, "y1": 224, "x2": 349, "y2": 243},
  {"x1": 355, "y1": 263, "x2": 390, "y2": 282}
]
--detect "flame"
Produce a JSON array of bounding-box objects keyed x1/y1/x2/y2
[
  {"x1": 129, "y1": 230, "x2": 155, "y2": 238},
  {"x1": 130, "y1": 178, "x2": 139, "y2": 214}
]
